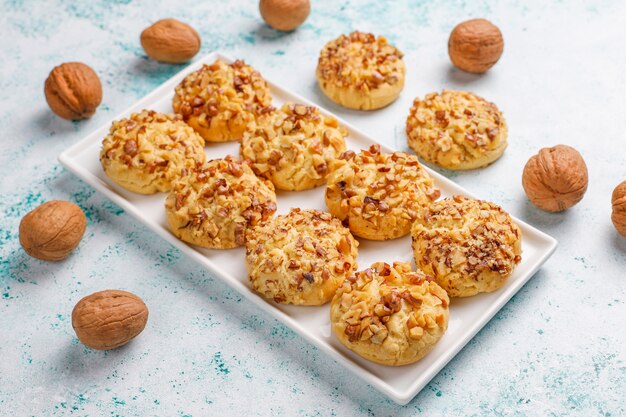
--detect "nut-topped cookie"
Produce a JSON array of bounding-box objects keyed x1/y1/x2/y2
[
  {"x1": 316, "y1": 31, "x2": 405, "y2": 110},
  {"x1": 246, "y1": 208, "x2": 358, "y2": 305},
  {"x1": 325, "y1": 145, "x2": 440, "y2": 240},
  {"x1": 172, "y1": 59, "x2": 273, "y2": 142},
  {"x1": 411, "y1": 195, "x2": 522, "y2": 297},
  {"x1": 406, "y1": 90, "x2": 508, "y2": 170},
  {"x1": 100, "y1": 109, "x2": 206, "y2": 194},
  {"x1": 241, "y1": 103, "x2": 347, "y2": 191},
  {"x1": 165, "y1": 156, "x2": 277, "y2": 249},
  {"x1": 330, "y1": 262, "x2": 449, "y2": 366}
]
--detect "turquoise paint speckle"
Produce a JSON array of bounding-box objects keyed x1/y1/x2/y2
[{"x1": 211, "y1": 352, "x2": 230, "y2": 376}]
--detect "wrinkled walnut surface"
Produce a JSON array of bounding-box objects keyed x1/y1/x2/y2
[
  {"x1": 72, "y1": 290, "x2": 149, "y2": 350},
  {"x1": 19, "y1": 200, "x2": 87, "y2": 261},
  {"x1": 44, "y1": 62, "x2": 102, "y2": 120},
  {"x1": 522, "y1": 144, "x2": 588, "y2": 212}
]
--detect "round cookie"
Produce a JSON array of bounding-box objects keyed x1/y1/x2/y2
[
  {"x1": 172, "y1": 59, "x2": 273, "y2": 142},
  {"x1": 330, "y1": 262, "x2": 449, "y2": 366},
  {"x1": 316, "y1": 31, "x2": 405, "y2": 110},
  {"x1": 241, "y1": 103, "x2": 347, "y2": 191},
  {"x1": 245, "y1": 208, "x2": 358, "y2": 305},
  {"x1": 165, "y1": 156, "x2": 277, "y2": 249},
  {"x1": 325, "y1": 144, "x2": 440, "y2": 240},
  {"x1": 406, "y1": 90, "x2": 508, "y2": 170},
  {"x1": 411, "y1": 195, "x2": 522, "y2": 297},
  {"x1": 100, "y1": 109, "x2": 206, "y2": 194}
]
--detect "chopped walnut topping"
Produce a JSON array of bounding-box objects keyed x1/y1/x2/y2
[
  {"x1": 411, "y1": 195, "x2": 522, "y2": 297},
  {"x1": 164, "y1": 156, "x2": 277, "y2": 249},
  {"x1": 317, "y1": 31, "x2": 405, "y2": 90},
  {"x1": 100, "y1": 109, "x2": 206, "y2": 194},
  {"x1": 172, "y1": 59, "x2": 272, "y2": 142},
  {"x1": 241, "y1": 103, "x2": 347, "y2": 191},
  {"x1": 325, "y1": 147, "x2": 440, "y2": 240},
  {"x1": 330, "y1": 262, "x2": 449, "y2": 365},
  {"x1": 406, "y1": 90, "x2": 507, "y2": 170},
  {"x1": 245, "y1": 208, "x2": 359, "y2": 305}
]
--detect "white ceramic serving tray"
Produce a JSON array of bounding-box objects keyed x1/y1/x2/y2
[{"x1": 59, "y1": 51, "x2": 557, "y2": 405}]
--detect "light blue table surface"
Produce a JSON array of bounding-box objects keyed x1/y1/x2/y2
[{"x1": 1, "y1": 0, "x2": 625, "y2": 415}]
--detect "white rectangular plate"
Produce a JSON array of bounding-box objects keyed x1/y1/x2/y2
[{"x1": 59, "y1": 52, "x2": 557, "y2": 405}]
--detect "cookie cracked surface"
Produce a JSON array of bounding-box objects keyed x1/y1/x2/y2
[
  {"x1": 165, "y1": 156, "x2": 277, "y2": 249},
  {"x1": 411, "y1": 195, "x2": 522, "y2": 297},
  {"x1": 406, "y1": 90, "x2": 507, "y2": 170},
  {"x1": 246, "y1": 208, "x2": 358, "y2": 305},
  {"x1": 241, "y1": 103, "x2": 347, "y2": 191},
  {"x1": 325, "y1": 145, "x2": 440, "y2": 240},
  {"x1": 173, "y1": 59, "x2": 272, "y2": 142},
  {"x1": 330, "y1": 262, "x2": 449, "y2": 366},
  {"x1": 316, "y1": 31, "x2": 405, "y2": 110}
]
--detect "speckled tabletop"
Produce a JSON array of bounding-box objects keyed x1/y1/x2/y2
[{"x1": 1, "y1": 0, "x2": 625, "y2": 416}]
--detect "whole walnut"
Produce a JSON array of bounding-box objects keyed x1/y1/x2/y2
[
  {"x1": 259, "y1": 0, "x2": 310, "y2": 31},
  {"x1": 522, "y1": 145, "x2": 588, "y2": 212},
  {"x1": 611, "y1": 181, "x2": 626, "y2": 236},
  {"x1": 44, "y1": 62, "x2": 102, "y2": 120},
  {"x1": 140, "y1": 18, "x2": 201, "y2": 64},
  {"x1": 72, "y1": 290, "x2": 149, "y2": 350},
  {"x1": 448, "y1": 18, "x2": 504, "y2": 74},
  {"x1": 19, "y1": 200, "x2": 87, "y2": 261}
]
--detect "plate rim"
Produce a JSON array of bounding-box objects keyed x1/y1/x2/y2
[{"x1": 58, "y1": 50, "x2": 558, "y2": 405}]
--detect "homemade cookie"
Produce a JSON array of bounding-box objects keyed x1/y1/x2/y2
[
  {"x1": 330, "y1": 262, "x2": 449, "y2": 366},
  {"x1": 172, "y1": 59, "x2": 273, "y2": 142},
  {"x1": 245, "y1": 208, "x2": 358, "y2": 305},
  {"x1": 325, "y1": 145, "x2": 440, "y2": 240},
  {"x1": 316, "y1": 31, "x2": 405, "y2": 110},
  {"x1": 241, "y1": 103, "x2": 347, "y2": 191},
  {"x1": 100, "y1": 110, "x2": 206, "y2": 194},
  {"x1": 406, "y1": 90, "x2": 508, "y2": 170},
  {"x1": 165, "y1": 156, "x2": 277, "y2": 249},
  {"x1": 411, "y1": 195, "x2": 522, "y2": 297}
]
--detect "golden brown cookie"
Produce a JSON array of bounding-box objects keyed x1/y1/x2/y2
[
  {"x1": 411, "y1": 195, "x2": 522, "y2": 297},
  {"x1": 406, "y1": 90, "x2": 508, "y2": 170},
  {"x1": 172, "y1": 59, "x2": 273, "y2": 142},
  {"x1": 316, "y1": 31, "x2": 405, "y2": 110},
  {"x1": 100, "y1": 110, "x2": 206, "y2": 194},
  {"x1": 325, "y1": 145, "x2": 440, "y2": 240},
  {"x1": 165, "y1": 156, "x2": 277, "y2": 249},
  {"x1": 245, "y1": 208, "x2": 358, "y2": 305},
  {"x1": 330, "y1": 262, "x2": 449, "y2": 366},
  {"x1": 241, "y1": 103, "x2": 347, "y2": 191}
]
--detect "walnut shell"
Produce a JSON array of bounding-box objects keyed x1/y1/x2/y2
[
  {"x1": 522, "y1": 145, "x2": 588, "y2": 212},
  {"x1": 72, "y1": 290, "x2": 149, "y2": 350},
  {"x1": 19, "y1": 200, "x2": 87, "y2": 261},
  {"x1": 448, "y1": 19, "x2": 504, "y2": 74},
  {"x1": 140, "y1": 18, "x2": 201, "y2": 64},
  {"x1": 259, "y1": 0, "x2": 310, "y2": 31},
  {"x1": 611, "y1": 181, "x2": 626, "y2": 236},
  {"x1": 44, "y1": 62, "x2": 103, "y2": 120}
]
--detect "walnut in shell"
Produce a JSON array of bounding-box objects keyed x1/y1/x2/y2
[
  {"x1": 19, "y1": 200, "x2": 87, "y2": 261},
  {"x1": 72, "y1": 290, "x2": 149, "y2": 350},
  {"x1": 259, "y1": 0, "x2": 310, "y2": 31},
  {"x1": 611, "y1": 181, "x2": 626, "y2": 236},
  {"x1": 522, "y1": 145, "x2": 588, "y2": 212},
  {"x1": 44, "y1": 62, "x2": 102, "y2": 120},
  {"x1": 448, "y1": 19, "x2": 504, "y2": 74},
  {"x1": 141, "y1": 18, "x2": 201, "y2": 63}
]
